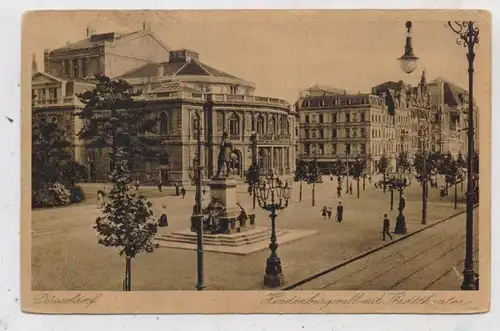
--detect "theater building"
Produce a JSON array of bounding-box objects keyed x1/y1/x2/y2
[{"x1": 32, "y1": 24, "x2": 297, "y2": 185}]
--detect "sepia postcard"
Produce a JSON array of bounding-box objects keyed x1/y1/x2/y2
[{"x1": 21, "y1": 10, "x2": 491, "y2": 314}]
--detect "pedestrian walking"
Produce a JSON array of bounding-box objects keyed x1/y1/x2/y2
[
  {"x1": 330, "y1": 175, "x2": 334, "y2": 181},
  {"x1": 96, "y1": 189, "x2": 106, "y2": 208},
  {"x1": 382, "y1": 213, "x2": 393, "y2": 241},
  {"x1": 368, "y1": 176, "x2": 372, "y2": 184},
  {"x1": 337, "y1": 186, "x2": 342, "y2": 198},
  {"x1": 157, "y1": 180, "x2": 163, "y2": 192},
  {"x1": 321, "y1": 206, "x2": 327, "y2": 220},
  {"x1": 327, "y1": 207, "x2": 333, "y2": 220},
  {"x1": 349, "y1": 183, "x2": 353, "y2": 195},
  {"x1": 159, "y1": 205, "x2": 168, "y2": 227},
  {"x1": 336, "y1": 202, "x2": 344, "y2": 223},
  {"x1": 175, "y1": 183, "x2": 180, "y2": 196},
  {"x1": 135, "y1": 179, "x2": 140, "y2": 191},
  {"x1": 181, "y1": 186, "x2": 186, "y2": 199}
]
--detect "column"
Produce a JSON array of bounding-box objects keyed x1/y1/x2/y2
[
  {"x1": 78, "y1": 59, "x2": 83, "y2": 77},
  {"x1": 69, "y1": 60, "x2": 74, "y2": 78},
  {"x1": 270, "y1": 147, "x2": 274, "y2": 170}
]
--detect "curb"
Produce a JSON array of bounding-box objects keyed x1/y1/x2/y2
[{"x1": 282, "y1": 206, "x2": 477, "y2": 290}]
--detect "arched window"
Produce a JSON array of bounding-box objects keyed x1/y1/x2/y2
[
  {"x1": 268, "y1": 116, "x2": 275, "y2": 134},
  {"x1": 159, "y1": 112, "x2": 168, "y2": 135},
  {"x1": 256, "y1": 114, "x2": 264, "y2": 135},
  {"x1": 216, "y1": 112, "x2": 224, "y2": 132},
  {"x1": 229, "y1": 113, "x2": 240, "y2": 138}
]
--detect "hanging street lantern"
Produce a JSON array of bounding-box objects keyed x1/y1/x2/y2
[{"x1": 398, "y1": 21, "x2": 419, "y2": 74}]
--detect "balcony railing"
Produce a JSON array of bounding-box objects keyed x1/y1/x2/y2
[
  {"x1": 258, "y1": 133, "x2": 292, "y2": 142},
  {"x1": 143, "y1": 91, "x2": 289, "y2": 108},
  {"x1": 32, "y1": 96, "x2": 83, "y2": 108}
]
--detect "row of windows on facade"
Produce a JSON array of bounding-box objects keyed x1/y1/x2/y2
[
  {"x1": 304, "y1": 143, "x2": 366, "y2": 156},
  {"x1": 61, "y1": 59, "x2": 88, "y2": 78},
  {"x1": 157, "y1": 112, "x2": 292, "y2": 137},
  {"x1": 33, "y1": 88, "x2": 58, "y2": 101},
  {"x1": 302, "y1": 97, "x2": 373, "y2": 108},
  {"x1": 304, "y1": 127, "x2": 396, "y2": 139},
  {"x1": 303, "y1": 142, "x2": 402, "y2": 157},
  {"x1": 303, "y1": 112, "x2": 411, "y2": 126}
]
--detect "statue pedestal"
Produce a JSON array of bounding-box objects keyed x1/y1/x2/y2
[{"x1": 205, "y1": 176, "x2": 256, "y2": 234}]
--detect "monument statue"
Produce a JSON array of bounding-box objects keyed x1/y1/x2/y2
[{"x1": 215, "y1": 131, "x2": 235, "y2": 178}]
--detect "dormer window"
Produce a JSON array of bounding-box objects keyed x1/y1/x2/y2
[{"x1": 169, "y1": 49, "x2": 200, "y2": 63}]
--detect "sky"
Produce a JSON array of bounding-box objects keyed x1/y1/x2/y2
[{"x1": 23, "y1": 10, "x2": 490, "y2": 110}]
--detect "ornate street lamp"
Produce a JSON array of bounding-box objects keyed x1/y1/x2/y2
[
  {"x1": 446, "y1": 20, "x2": 479, "y2": 291},
  {"x1": 398, "y1": 21, "x2": 419, "y2": 74},
  {"x1": 255, "y1": 173, "x2": 292, "y2": 288},
  {"x1": 388, "y1": 173, "x2": 411, "y2": 234}
]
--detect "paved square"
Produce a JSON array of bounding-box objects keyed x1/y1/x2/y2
[{"x1": 32, "y1": 176, "x2": 470, "y2": 291}]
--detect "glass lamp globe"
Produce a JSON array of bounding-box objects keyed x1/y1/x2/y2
[{"x1": 398, "y1": 55, "x2": 419, "y2": 74}]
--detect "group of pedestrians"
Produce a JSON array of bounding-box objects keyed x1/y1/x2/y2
[{"x1": 320, "y1": 202, "x2": 344, "y2": 223}]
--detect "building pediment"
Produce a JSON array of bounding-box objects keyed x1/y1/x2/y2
[{"x1": 32, "y1": 72, "x2": 65, "y2": 86}]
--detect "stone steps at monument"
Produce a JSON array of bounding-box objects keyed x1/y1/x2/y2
[{"x1": 157, "y1": 227, "x2": 289, "y2": 247}]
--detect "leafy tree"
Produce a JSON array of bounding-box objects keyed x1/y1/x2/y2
[
  {"x1": 62, "y1": 160, "x2": 88, "y2": 186},
  {"x1": 76, "y1": 74, "x2": 158, "y2": 174},
  {"x1": 330, "y1": 159, "x2": 345, "y2": 192},
  {"x1": 32, "y1": 113, "x2": 72, "y2": 189},
  {"x1": 413, "y1": 151, "x2": 436, "y2": 199},
  {"x1": 376, "y1": 154, "x2": 390, "y2": 193},
  {"x1": 95, "y1": 148, "x2": 159, "y2": 291},
  {"x1": 351, "y1": 155, "x2": 368, "y2": 198},
  {"x1": 396, "y1": 151, "x2": 412, "y2": 174},
  {"x1": 293, "y1": 159, "x2": 309, "y2": 202},
  {"x1": 32, "y1": 113, "x2": 89, "y2": 207},
  {"x1": 437, "y1": 151, "x2": 455, "y2": 195},
  {"x1": 305, "y1": 158, "x2": 322, "y2": 207}
]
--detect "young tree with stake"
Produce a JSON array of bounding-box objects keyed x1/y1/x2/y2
[
  {"x1": 444, "y1": 156, "x2": 464, "y2": 209},
  {"x1": 331, "y1": 159, "x2": 345, "y2": 194},
  {"x1": 351, "y1": 155, "x2": 367, "y2": 199},
  {"x1": 95, "y1": 148, "x2": 159, "y2": 291},
  {"x1": 377, "y1": 154, "x2": 390, "y2": 193},
  {"x1": 305, "y1": 158, "x2": 322, "y2": 207},
  {"x1": 77, "y1": 75, "x2": 161, "y2": 290},
  {"x1": 293, "y1": 159, "x2": 309, "y2": 202}
]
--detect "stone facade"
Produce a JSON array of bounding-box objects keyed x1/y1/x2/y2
[
  {"x1": 31, "y1": 25, "x2": 297, "y2": 185},
  {"x1": 297, "y1": 71, "x2": 435, "y2": 172},
  {"x1": 296, "y1": 71, "x2": 479, "y2": 174}
]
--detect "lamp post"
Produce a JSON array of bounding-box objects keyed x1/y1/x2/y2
[
  {"x1": 419, "y1": 117, "x2": 429, "y2": 225},
  {"x1": 190, "y1": 110, "x2": 206, "y2": 291},
  {"x1": 345, "y1": 148, "x2": 350, "y2": 194},
  {"x1": 389, "y1": 173, "x2": 411, "y2": 234},
  {"x1": 446, "y1": 20, "x2": 479, "y2": 291},
  {"x1": 255, "y1": 173, "x2": 292, "y2": 288},
  {"x1": 250, "y1": 133, "x2": 259, "y2": 209},
  {"x1": 204, "y1": 89, "x2": 214, "y2": 178},
  {"x1": 398, "y1": 21, "x2": 419, "y2": 74}
]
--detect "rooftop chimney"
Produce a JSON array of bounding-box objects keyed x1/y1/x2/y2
[
  {"x1": 143, "y1": 21, "x2": 151, "y2": 31},
  {"x1": 157, "y1": 65, "x2": 164, "y2": 77},
  {"x1": 87, "y1": 26, "x2": 96, "y2": 38}
]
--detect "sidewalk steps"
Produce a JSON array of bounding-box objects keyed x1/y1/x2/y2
[{"x1": 157, "y1": 227, "x2": 288, "y2": 247}]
